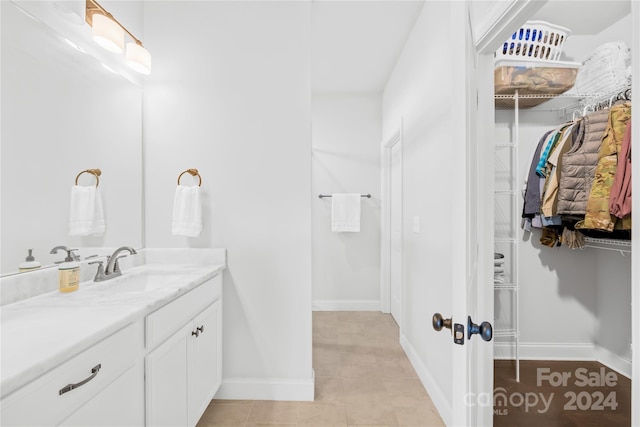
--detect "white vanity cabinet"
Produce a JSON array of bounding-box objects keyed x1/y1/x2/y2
[
  {"x1": 1, "y1": 267, "x2": 224, "y2": 427},
  {"x1": 0, "y1": 321, "x2": 144, "y2": 427},
  {"x1": 145, "y1": 275, "x2": 223, "y2": 427}
]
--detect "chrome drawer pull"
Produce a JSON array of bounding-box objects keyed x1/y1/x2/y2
[{"x1": 59, "y1": 364, "x2": 102, "y2": 395}]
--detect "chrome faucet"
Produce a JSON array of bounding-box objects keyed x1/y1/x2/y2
[
  {"x1": 50, "y1": 246, "x2": 80, "y2": 262},
  {"x1": 90, "y1": 246, "x2": 138, "y2": 282}
]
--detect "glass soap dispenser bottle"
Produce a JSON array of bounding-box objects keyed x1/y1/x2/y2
[{"x1": 50, "y1": 246, "x2": 80, "y2": 293}]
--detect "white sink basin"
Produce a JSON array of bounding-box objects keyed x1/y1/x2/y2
[
  {"x1": 106, "y1": 271, "x2": 186, "y2": 292},
  {"x1": 87, "y1": 266, "x2": 205, "y2": 295}
]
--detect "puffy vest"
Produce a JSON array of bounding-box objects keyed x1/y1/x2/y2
[{"x1": 556, "y1": 109, "x2": 608, "y2": 216}]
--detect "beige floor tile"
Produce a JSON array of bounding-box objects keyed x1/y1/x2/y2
[
  {"x1": 314, "y1": 311, "x2": 338, "y2": 322},
  {"x1": 248, "y1": 402, "x2": 299, "y2": 424},
  {"x1": 314, "y1": 344, "x2": 342, "y2": 366},
  {"x1": 315, "y1": 362, "x2": 343, "y2": 378},
  {"x1": 246, "y1": 423, "x2": 298, "y2": 427},
  {"x1": 197, "y1": 401, "x2": 252, "y2": 426},
  {"x1": 393, "y1": 405, "x2": 444, "y2": 427},
  {"x1": 345, "y1": 402, "x2": 398, "y2": 426},
  {"x1": 245, "y1": 424, "x2": 296, "y2": 427},
  {"x1": 315, "y1": 377, "x2": 345, "y2": 403},
  {"x1": 339, "y1": 364, "x2": 373, "y2": 378},
  {"x1": 340, "y1": 351, "x2": 377, "y2": 367},
  {"x1": 298, "y1": 404, "x2": 348, "y2": 426},
  {"x1": 337, "y1": 333, "x2": 376, "y2": 346}
]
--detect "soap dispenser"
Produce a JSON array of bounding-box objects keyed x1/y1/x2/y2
[
  {"x1": 50, "y1": 246, "x2": 80, "y2": 293},
  {"x1": 19, "y1": 249, "x2": 42, "y2": 272}
]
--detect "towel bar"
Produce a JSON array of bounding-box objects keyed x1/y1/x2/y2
[
  {"x1": 318, "y1": 194, "x2": 371, "y2": 199},
  {"x1": 178, "y1": 168, "x2": 202, "y2": 187},
  {"x1": 75, "y1": 169, "x2": 101, "y2": 187}
]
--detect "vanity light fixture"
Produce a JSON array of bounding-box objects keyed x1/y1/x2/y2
[{"x1": 85, "y1": 0, "x2": 151, "y2": 75}]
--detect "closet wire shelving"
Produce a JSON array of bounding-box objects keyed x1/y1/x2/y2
[{"x1": 494, "y1": 87, "x2": 633, "y2": 382}]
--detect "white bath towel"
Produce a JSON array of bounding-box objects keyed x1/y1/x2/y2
[
  {"x1": 331, "y1": 193, "x2": 361, "y2": 232},
  {"x1": 172, "y1": 185, "x2": 202, "y2": 237},
  {"x1": 69, "y1": 185, "x2": 106, "y2": 236}
]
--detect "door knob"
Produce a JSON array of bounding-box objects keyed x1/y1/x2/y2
[
  {"x1": 432, "y1": 313, "x2": 452, "y2": 331},
  {"x1": 467, "y1": 316, "x2": 492, "y2": 341}
]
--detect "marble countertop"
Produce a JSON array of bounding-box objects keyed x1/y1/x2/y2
[{"x1": 1, "y1": 261, "x2": 225, "y2": 398}]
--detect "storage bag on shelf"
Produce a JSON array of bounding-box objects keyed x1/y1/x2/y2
[{"x1": 574, "y1": 41, "x2": 631, "y2": 95}]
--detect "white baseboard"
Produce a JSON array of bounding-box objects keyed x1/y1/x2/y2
[
  {"x1": 494, "y1": 341, "x2": 596, "y2": 361},
  {"x1": 494, "y1": 342, "x2": 631, "y2": 379},
  {"x1": 214, "y1": 376, "x2": 315, "y2": 401},
  {"x1": 400, "y1": 333, "x2": 452, "y2": 427},
  {"x1": 595, "y1": 346, "x2": 632, "y2": 379},
  {"x1": 312, "y1": 300, "x2": 380, "y2": 311}
]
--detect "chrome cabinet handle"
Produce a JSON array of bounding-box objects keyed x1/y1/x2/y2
[
  {"x1": 192, "y1": 330, "x2": 200, "y2": 337},
  {"x1": 59, "y1": 364, "x2": 101, "y2": 395},
  {"x1": 197, "y1": 326, "x2": 204, "y2": 334}
]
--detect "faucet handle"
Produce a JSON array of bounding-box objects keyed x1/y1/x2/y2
[
  {"x1": 89, "y1": 260, "x2": 106, "y2": 281},
  {"x1": 113, "y1": 254, "x2": 130, "y2": 273}
]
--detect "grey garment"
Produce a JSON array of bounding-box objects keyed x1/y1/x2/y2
[
  {"x1": 523, "y1": 131, "x2": 553, "y2": 216},
  {"x1": 556, "y1": 110, "x2": 608, "y2": 215}
]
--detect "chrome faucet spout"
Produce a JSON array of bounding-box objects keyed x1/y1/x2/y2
[{"x1": 104, "y1": 246, "x2": 138, "y2": 276}]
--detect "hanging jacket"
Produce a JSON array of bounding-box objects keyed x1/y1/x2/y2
[
  {"x1": 541, "y1": 122, "x2": 579, "y2": 217},
  {"x1": 556, "y1": 109, "x2": 608, "y2": 216},
  {"x1": 609, "y1": 121, "x2": 632, "y2": 218},
  {"x1": 522, "y1": 131, "x2": 553, "y2": 217},
  {"x1": 576, "y1": 102, "x2": 632, "y2": 231}
]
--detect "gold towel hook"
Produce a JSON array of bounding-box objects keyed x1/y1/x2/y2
[
  {"x1": 177, "y1": 168, "x2": 202, "y2": 187},
  {"x1": 75, "y1": 169, "x2": 101, "y2": 187}
]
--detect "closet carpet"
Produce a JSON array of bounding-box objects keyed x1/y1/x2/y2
[
  {"x1": 494, "y1": 360, "x2": 631, "y2": 427},
  {"x1": 197, "y1": 311, "x2": 445, "y2": 426}
]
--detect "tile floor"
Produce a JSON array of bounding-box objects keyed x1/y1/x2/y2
[{"x1": 197, "y1": 311, "x2": 444, "y2": 427}]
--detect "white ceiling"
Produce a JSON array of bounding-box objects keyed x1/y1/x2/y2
[
  {"x1": 311, "y1": 0, "x2": 424, "y2": 93},
  {"x1": 532, "y1": 0, "x2": 630, "y2": 35}
]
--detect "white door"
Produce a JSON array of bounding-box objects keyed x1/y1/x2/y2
[
  {"x1": 448, "y1": 2, "x2": 494, "y2": 426},
  {"x1": 390, "y1": 139, "x2": 403, "y2": 326}
]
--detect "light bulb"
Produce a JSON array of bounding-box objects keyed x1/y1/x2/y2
[
  {"x1": 126, "y1": 42, "x2": 152, "y2": 75},
  {"x1": 92, "y1": 14, "x2": 124, "y2": 54}
]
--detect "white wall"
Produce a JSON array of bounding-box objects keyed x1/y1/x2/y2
[
  {"x1": 382, "y1": 2, "x2": 460, "y2": 423},
  {"x1": 311, "y1": 93, "x2": 381, "y2": 311},
  {"x1": 142, "y1": 1, "x2": 313, "y2": 400},
  {"x1": 494, "y1": 112, "x2": 600, "y2": 360}
]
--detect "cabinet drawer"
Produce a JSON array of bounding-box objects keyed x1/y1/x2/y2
[
  {"x1": 1, "y1": 321, "x2": 143, "y2": 427},
  {"x1": 146, "y1": 275, "x2": 222, "y2": 350}
]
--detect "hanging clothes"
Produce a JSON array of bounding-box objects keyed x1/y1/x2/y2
[
  {"x1": 522, "y1": 130, "x2": 554, "y2": 218},
  {"x1": 556, "y1": 109, "x2": 609, "y2": 216},
  {"x1": 541, "y1": 122, "x2": 579, "y2": 217},
  {"x1": 609, "y1": 121, "x2": 632, "y2": 219},
  {"x1": 577, "y1": 102, "x2": 632, "y2": 231}
]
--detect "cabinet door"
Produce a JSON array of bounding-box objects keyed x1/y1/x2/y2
[
  {"x1": 59, "y1": 361, "x2": 144, "y2": 427},
  {"x1": 188, "y1": 301, "x2": 222, "y2": 427},
  {"x1": 146, "y1": 323, "x2": 192, "y2": 427}
]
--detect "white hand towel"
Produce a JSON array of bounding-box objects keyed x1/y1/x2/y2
[
  {"x1": 172, "y1": 185, "x2": 202, "y2": 237},
  {"x1": 69, "y1": 185, "x2": 106, "y2": 236},
  {"x1": 331, "y1": 193, "x2": 361, "y2": 232}
]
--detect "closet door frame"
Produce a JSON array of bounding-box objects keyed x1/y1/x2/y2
[
  {"x1": 476, "y1": 1, "x2": 639, "y2": 425},
  {"x1": 631, "y1": 1, "x2": 639, "y2": 424},
  {"x1": 380, "y1": 120, "x2": 403, "y2": 329}
]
